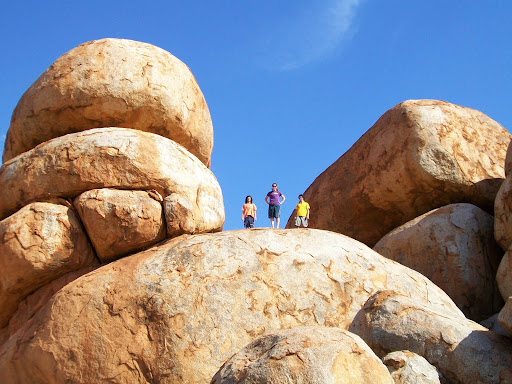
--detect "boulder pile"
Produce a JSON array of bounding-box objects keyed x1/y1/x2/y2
[
  {"x1": 1, "y1": 39, "x2": 512, "y2": 384},
  {"x1": 0, "y1": 39, "x2": 224, "y2": 333},
  {"x1": 286, "y1": 100, "x2": 510, "y2": 247},
  {"x1": 373, "y1": 203, "x2": 502, "y2": 321}
]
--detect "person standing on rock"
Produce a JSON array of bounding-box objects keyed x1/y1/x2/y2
[
  {"x1": 294, "y1": 194, "x2": 310, "y2": 228},
  {"x1": 265, "y1": 183, "x2": 286, "y2": 229},
  {"x1": 242, "y1": 195, "x2": 257, "y2": 229}
]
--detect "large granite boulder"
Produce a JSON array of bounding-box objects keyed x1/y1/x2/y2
[
  {"x1": 0, "y1": 202, "x2": 97, "y2": 328},
  {"x1": 0, "y1": 128, "x2": 224, "y2": 234},
  {"x1": 373, "y1": 203, "x2": 503, "y2": 321},
  {"x1": 0, "y1": 229, "x2": 462, "y2": 383},
  {"x1": 211, "y1": 326, "x2": 394, "y2": 384},
  {"x1": 3, "y1": 38, "x2": 213, "y2": 167},
  {"x1": 74, "y1": 188, "x2": 166, "y2": 262},
  {"x1": 350, "y1": 291, "x2": 512, "y2": 384},
  {"x1": 288, "y1": 100, "x2": 510, "y2": 246}
]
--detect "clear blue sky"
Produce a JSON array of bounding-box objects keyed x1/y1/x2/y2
[{"x1": 1, "y1": 1, "x2": 511, "y2": 231}]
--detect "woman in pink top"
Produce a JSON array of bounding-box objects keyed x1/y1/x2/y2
[{"x1": 242, "y1": 195, "x2": 257, "y2": 229}]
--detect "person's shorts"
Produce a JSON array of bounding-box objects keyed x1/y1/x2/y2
[
  {"x1": 244, "y1": 216, "x2": 255, "y2": 229},
  {"x1": 268, "y1": 204, "x2": 280, "y2": 218},
  {"x1": 295, "y1": 216, "x2": 308, "y2": 227}
]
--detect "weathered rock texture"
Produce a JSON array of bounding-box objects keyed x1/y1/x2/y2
[
  {"x1": 211, "y1": 326, "x2": 394, "y2": 384},
  {"x1": 350, "y1": 291, "x2": 512, "y2": 384},
  {"x1": 498, "y1": 297, "x2": 512, "y2": 336},
  {"x1": 382, "y1": 351, "x2": 441, "y2": 384},
  {"x1": 494, "y1": 151, "x2": 512, "y2": 249},
  {"x1": 288, "y1": 100, "x2": 510, "y2": 246},
  {"x1": 0, "y1": 267, "x2": 96, "y2": 346},
  {"x1": 3, "y1": 38, "x2": 213, "y2": 167},
  {"x1": 74, "y1": 188, "x2": 166, "y2": 262},
  {"x1": 0, "y1": 202, "x2": 97, "y2": 328},
  {"x1": 497, "y1": 246, "x2": 512, "y2": 300},
  {"x1": 0, "y1": 128, "x2": 224, "y2": 234},
  {"x1": 373, "y1": 203, "x2": 503, "y2": 321},
  {"x1": 0, "y1": 229, "x2": 462, "y2": 383}
]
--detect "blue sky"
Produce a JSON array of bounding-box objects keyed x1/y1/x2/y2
[{"x1": 1, "y1": 1, "x2": 511, "y2": 231}]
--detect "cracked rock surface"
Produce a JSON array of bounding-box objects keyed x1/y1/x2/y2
[
  {"x1": 0, "y1": 229, "x2": 461, "y2": 383},
  {"x1": 0, "y1": 201, "x2": 98, "y2": 328},
  {"x1": 382, "y1": 350, "x2": 441, "y2": 384}
]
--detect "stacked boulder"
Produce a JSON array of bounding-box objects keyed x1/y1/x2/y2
[
  {"x1": 0, "y1": 38, "x2": 224, "y2": 333},
  {"x1": 3, "y1": 38, "x2": 213, "y2": 167},
  {"x1": 349, "y1": 291, "x2": 512, "y2": 383}
]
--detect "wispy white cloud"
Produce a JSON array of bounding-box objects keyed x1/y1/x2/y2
[{"x1": 258, "y1": 0, "x2": 362, "y2": 71}]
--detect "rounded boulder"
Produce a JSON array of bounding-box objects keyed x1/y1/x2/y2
[
  {"x1": 211, "y1": 326, "x2": 394, "y2": 384},
  {"x1": 3, "y1": 38, "x2": 213, "y2": 167}
]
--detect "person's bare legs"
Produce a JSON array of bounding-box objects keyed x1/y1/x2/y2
[
  {"x1": 270, "y1": 218, "x2": 275, "y2": 228},
  {"x1": 276, "y1": 217, "x2": 280, "y2": 229}
]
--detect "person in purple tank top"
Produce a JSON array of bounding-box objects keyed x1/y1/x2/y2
[{"x1": 265, "y1": 182, "x2": 286, "y2": 229}]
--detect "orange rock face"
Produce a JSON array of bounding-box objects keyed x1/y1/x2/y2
[
  {"x1": 3, "y1": 38, "x2": 213, "y2": 167},
  {"x1": 0, "y1": 202, "x2": 98, "y2": 328},
  {"x1": 0, "y1": 267, "x2": 96, "y2": 346},
  {"x1": 287, "y1": 100, "x2": 510, "y2": 246},
  {"x1": 74, "y1": 189, "x2": 166, "y2": 263}
]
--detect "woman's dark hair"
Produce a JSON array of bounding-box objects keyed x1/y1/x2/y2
[
  {"x1": 245, "y1": 195, "x2": 253, "y2": 203},
  {"x1": 298, "y1": 194, "x2": 304, "y2": 199}
]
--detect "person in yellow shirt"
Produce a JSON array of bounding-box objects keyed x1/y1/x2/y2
[
  {"x1": 242, "y1": 195, "x2": 257, "y2": 229},
  {"x1": 294, "y1": 194, "x2": 310, "y2": 228}
]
